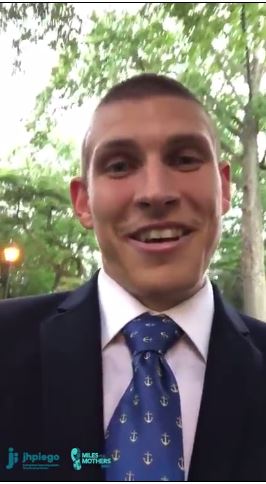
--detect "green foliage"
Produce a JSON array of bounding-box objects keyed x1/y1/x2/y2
[
  {"x1": 29, "y1": 4, "x2": 266, "y2": 167},
  {"x1": 0, "y1": 156, "x2": 99, "y2": 297},
  {"x1": 252, "y1": 94, "x2": 266, "y2": 130},
  {"x1": 0, "y1": 3, "x2": 82, "y2": 68}
]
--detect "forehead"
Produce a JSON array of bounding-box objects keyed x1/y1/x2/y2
[{"x1": 87, "y1": 96, "x2": 216, "y2": 154}]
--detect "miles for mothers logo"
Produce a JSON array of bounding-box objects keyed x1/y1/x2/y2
[{"x1": 70, "y1": 448, "x2": 111, "y2": 470}]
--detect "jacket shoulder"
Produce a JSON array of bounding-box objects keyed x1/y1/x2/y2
[
  {"x1": 240, "y1": 312, "x2": 266, "y2": 351},
  {"x1": 212, "y1": 283, "x2": 266, "y2": 350},
  {"x1": 0, "y1": 291, "x2": 70, "y2": 331}
]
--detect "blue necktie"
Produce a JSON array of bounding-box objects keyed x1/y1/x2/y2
[{"x1": 105, "y1": 313, "x2": 185, "y2": 481}]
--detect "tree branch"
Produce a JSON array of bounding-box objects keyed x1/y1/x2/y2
[
  {"x1": 221, "y1": 141, "x2": 243, "y2": 163},
  {"x1": 209, "y1": 43, "x2": 246, "y2": 109},
  {"x1": 259, "y1": 149, "x2": 266, "y2": 169},
  {"x1": 241, "y1": 4, "x2": 253, "y2": 100},
  {"x1": 251, "y1": 55, "x2": 265, "y2": 95},
  {"x1": 207, "y1": 93, "x2": 243, "y2": 134}
]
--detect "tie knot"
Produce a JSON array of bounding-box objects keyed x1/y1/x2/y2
[{"x1": 123, "y1": 312, "x2": 183, "y2": 356}]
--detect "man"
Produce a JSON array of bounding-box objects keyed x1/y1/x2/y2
[{"x1": 0, "y1": 73, "x2": 266, "y2": 481}]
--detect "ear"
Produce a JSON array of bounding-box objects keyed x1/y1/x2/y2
[
  {"x1": 219, "y1": 161, "x2": 231, "y2": 215},
  {"x1": 69, "y1": 177, "x2": 94, "y2": 229}
]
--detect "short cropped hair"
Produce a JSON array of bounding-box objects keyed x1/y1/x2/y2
[{"x1": 81, "y1": 73, "x2": 218, "y2": 179}]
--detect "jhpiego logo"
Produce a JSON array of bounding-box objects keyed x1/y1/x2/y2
[
  {"x1": 6, "y1": 448, "x2": 18, "y2": 470},
  {"x1": 6, "y1": 447, "x2": 60, "y2": 471},
  {"x1": 22, "y1": 451, "x2": 60, "y2": 469}
]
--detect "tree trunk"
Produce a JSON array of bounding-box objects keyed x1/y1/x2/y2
[
  {"x1": 52, "y1": 265, "x2": 63, "y2": 292},
  {"x1": 240, "y1": 108, "x2": 266, "y2": 320}
]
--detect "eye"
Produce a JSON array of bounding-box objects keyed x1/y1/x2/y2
[
  {"x1": 106, "y1": 159, "x2": 130, "y2": 174},
  {"x1": 105, "y1": 154, "x2": 138, "y2": 177},
  {"x1": 168, "y1": 153, "x2": 203, "y2": 171}
]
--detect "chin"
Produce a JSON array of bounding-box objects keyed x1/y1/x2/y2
[
  {"x1": 139, "y1": 263, "x2": 201, "y2": 287},
  {"x1": 130, "y1": 272, "x2": 202, "y2": 308}
]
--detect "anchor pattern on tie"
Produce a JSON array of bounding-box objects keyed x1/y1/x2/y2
[{"x1": 105, "y1": 313, "x2": 185, "y2": 481}]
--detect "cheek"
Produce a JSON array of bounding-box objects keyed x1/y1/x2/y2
[
  {"x1": 187, "y1": 184, "x2": 221, "y2": 221},
  {"x1": 89, "y1": 180, "x2": 132, "y2": 224},
  {"x1": 195, "y1": 170, "x2": 223, "y2": 216},
  {"x1": 198, "y1": 183, "x2": 223, "y2": 251}
]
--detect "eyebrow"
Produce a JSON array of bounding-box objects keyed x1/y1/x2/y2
[
  {"x1": 93, "y1": 133, "x2": 214, "y2": 159},
  {"x1": 165, "y1": 134, "x2": 214, "y2": 158},
  {"x1": 93, "y1": 138, "x2": 140, "y2": 157}
]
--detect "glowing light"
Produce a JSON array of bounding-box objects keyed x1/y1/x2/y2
[{"x1": 3, "y1": 246, "x2": 20, "y2": 263}]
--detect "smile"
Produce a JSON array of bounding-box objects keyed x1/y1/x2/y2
[
  {"x1": 131, "y1": 227, "x2": 190, "y2": 243},
  {"x1": 127, "y1": 231, "x2": 193, "y2": 254}
]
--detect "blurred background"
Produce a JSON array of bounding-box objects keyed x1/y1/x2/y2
[{"x1": 0, "y1": 2, "x2": 266, "y2": 319}]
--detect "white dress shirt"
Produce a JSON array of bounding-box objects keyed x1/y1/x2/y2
[{"x1": 98, "y1": 268, "x2": 214, "y2": 478}]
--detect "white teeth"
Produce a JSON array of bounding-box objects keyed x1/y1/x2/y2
[{"x1": 138, "y1": 228, "x2": 184, "y2": 242}]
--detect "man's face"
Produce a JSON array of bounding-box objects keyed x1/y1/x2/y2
[{"x1": 70, "y1": 96, "x2": 230, "y2": 310}]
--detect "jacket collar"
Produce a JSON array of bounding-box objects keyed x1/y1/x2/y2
[{"x1": 57, "y1": 270, "x2": 100, "y2": 312}]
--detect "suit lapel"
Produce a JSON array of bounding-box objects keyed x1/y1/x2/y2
[
  {"x1": 40, "y1": 270, "x2": 105, "y2": 480},
  {"x1": 188, "y1": 284, "x2": 263, "y2": 481}
]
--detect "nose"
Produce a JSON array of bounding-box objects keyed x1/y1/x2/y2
[{"x1": 134, "y1": 157, "x2": 180, "y2": 213}]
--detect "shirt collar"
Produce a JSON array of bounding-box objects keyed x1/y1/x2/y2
[{"x1": 98, "y1": 268, "x2": 214, "y2": 362}]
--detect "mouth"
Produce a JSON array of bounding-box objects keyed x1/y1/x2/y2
[{"x1": 126, "y1": 224, "x2": 195, "y2": 254}]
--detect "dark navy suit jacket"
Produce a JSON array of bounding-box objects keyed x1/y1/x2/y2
[{"x1": 1, "y1": 270, "x2": 266, "y2": 481}]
